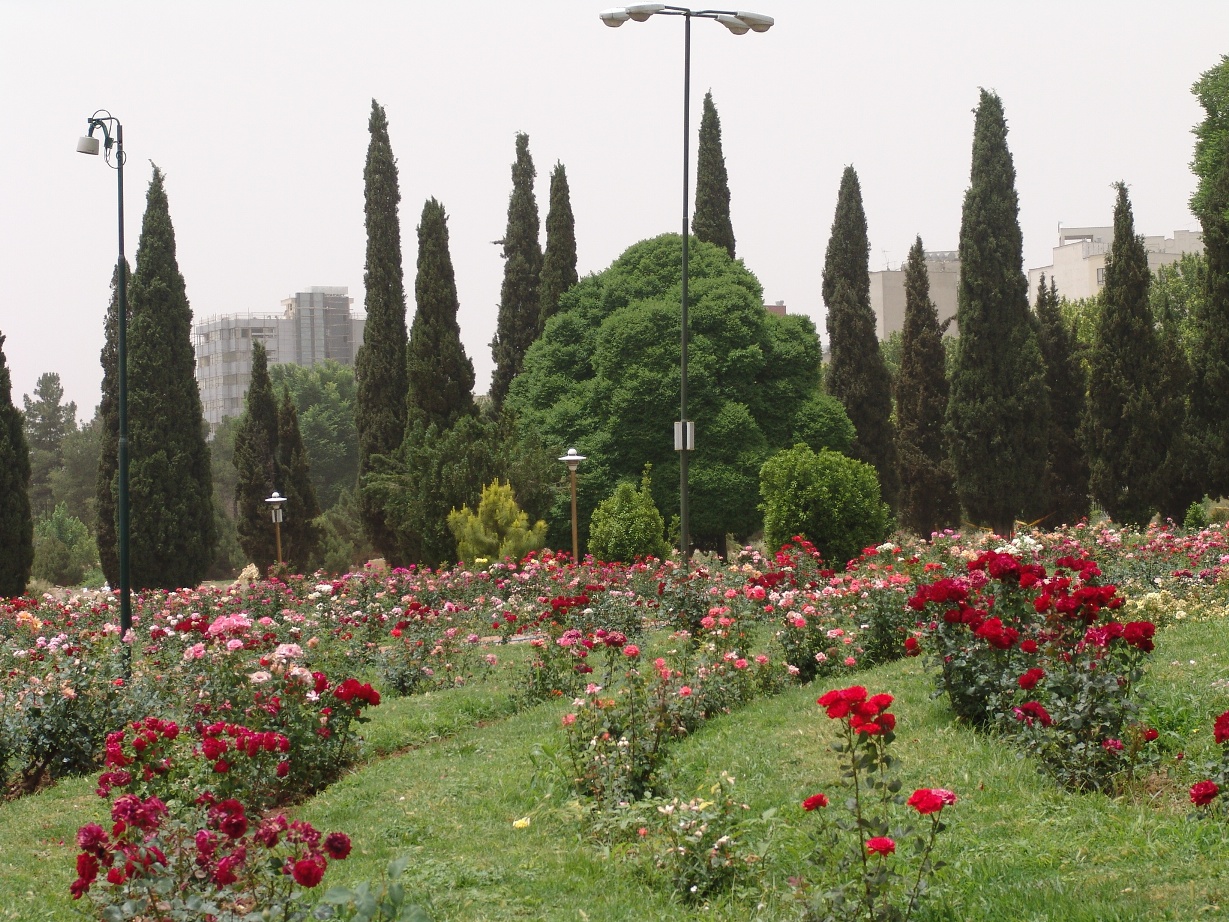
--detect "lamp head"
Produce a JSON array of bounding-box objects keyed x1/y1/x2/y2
[
  {"x1": 736, "y1": 10, "x2": 774, "y2": 32},
  {"x1": 599, "y1": 8, "x2": 630, "y2": 26},
  {"x1": 558, "y1": 448, "x2": 587, "y2": 472},
  {"x1": 265, "y1": 491, "x2": 286, "y2": 508},
  {"x1": 77, "y1": 135, "x2": 100, "y2": 155},
  {"x1": 716, "y1": 13, "x2": 751, "y2": 34},
  {"x1": 626, "y1": 2, "x2": 664, "y2": 20}
]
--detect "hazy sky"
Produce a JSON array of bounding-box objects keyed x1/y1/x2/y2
[{"x1": 2, "y1": 1, "x2": 1226, "y2": 420}]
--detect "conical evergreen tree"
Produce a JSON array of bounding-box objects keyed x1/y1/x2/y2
[
  {"x1": 23, "y1": 373, "x2": 76, "y2": 518},
  {"x1": 355, "y1": 100, "x2": 409, "y2": 560},
  {"x1": 1086, "y1": 183, "x2": 1163, "y2": 527},
  {"x1": 233, "y1": 340, "x2": 280, "y2": 570},
  {"x1": 946, "y1": 91, "x2": 1049, "y2": 535},
  {"x1": 277, "y1": 385, "x2": 322, "y2": 571},
  {"x1": 407, "y1": 198, "x2": 475, "y2": 430},
  {"x1": 1035, "y1": 276, "x2": 1090, "y2": 526},
  {"x1": 0, "y1": 332, "x2": 33, "y2": 597},
  {"x1": 489, "y1": 132, "x2": 543, "y2": 410},
  {"x1": 538, "y1": 162, "x2": 578, "y2": 335},
  {"x1": 692, "y1": 90, "x2": 736, "y2": 259},
  {"x1": 822, "y1": 166, "x2": 898, "y2": 509},
  {"x1": 1154, "y1": 290, "x2": 1201, "y2": 521},
  {"x1": 896, "y1": 237, "x2": 958, "y2": 536},
  {"x1": 96, "y1": 262, "x2": 126, "y2": 587},
  {"x1": 125, "y1": 165, "x2": 215, "y2": 589}
]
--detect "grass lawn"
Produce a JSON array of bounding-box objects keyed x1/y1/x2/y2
[{"x1": 6, "y1": 617, "x2": 1229, "y2": 920}]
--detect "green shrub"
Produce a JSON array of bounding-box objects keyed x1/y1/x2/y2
[
  {"x1": 759, "y1": 445, "x2": 889, "y2": 568},
  {"x1": 448, "y1": 480, "x2": 546, "y2": 565},
  {"x1": 588, "y1": 467, "x2": 670, "y2": 563},
  {"x1": 790, "y1": 392, "x2": 856, "y2": 455},
  {"x1": 1185, "y1": 500, "x2": 1211, "y2": 530},
  {"x1": 31, "y1": 504, "x2": 97, "y2": 587}
]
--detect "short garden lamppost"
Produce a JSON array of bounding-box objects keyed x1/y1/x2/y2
[
  {"x1": 599, "y1": 4, "x2": 773, "y2": 571},
  {"x1": 78, "y1": 110, "x2": 131, "y2": 674},
  {"x1": 266, "y1": 492, "x2": 286, "y2": 567},
  {"x1": 559, "y1": 449, "x2": 586, "y2": 563}
]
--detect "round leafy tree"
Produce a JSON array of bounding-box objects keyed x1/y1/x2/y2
[{"x1": 588, "y1": 467, "x2": 670, "y2": 563}]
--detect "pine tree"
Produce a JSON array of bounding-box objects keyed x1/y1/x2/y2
[
  {"x1": 277, "y1": 385, "x2": 322, "y2": 571},
  {"x1": 96, "y1": 262, "x2": 126, "y2": 587},
  {"x1": 489, "y1": 132, "x2": 543, "y2": 410},
  {"x1": 822, "y1": 166, "x2": 898, "y2": 509},
  {"x1": 355, "y1": 100, "x2": 409, "y2": 560},
  {"x1": 946, "y1": 91, "x2": 1050, "y2": 535},
  {"x1": 895, "y1": 237, "x2": 958, "y2": 536},
  {"x1": 407, "y1": 198, "x2": 475, "y2": 430},
  {"x1": 23, "y1": 372, "x2": 77, "y2": 518},
  {"x1": 692, "y1": 90, "x2": 736, "y2": 259},
  {"x1": 1086, "y1": 183, "x2": 1162, "y2": 527},
  {"x1": 0, "y1": 331, "x2": 34, "y2": 597},
  {"x1": 233, "y1": 340, "x2": 280, "y2": 570},
  {"x1": 1154, "y1": 289, "x2": 1201, "y2": 521},
  {"x1": 538, "y1": 162, "x2": 578, "y2": 334},
  {"x1": 1035, "y1": 276, "x2": 1090, "y2": 526},
  {"x1": 125, "y1": 166, "x2": 215, "y2": 589}
]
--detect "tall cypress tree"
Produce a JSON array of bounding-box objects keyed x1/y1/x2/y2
[
  {"x1": 489, "y1": 132, "x2": 543, "y2": 410},
  {"x1": 946, "y1": 90, "x2": 1049, "y2": 535},
  {"x1": 896, "y1": 237, "x2": 958, "y2": 536},
  {"x1": 0, "y1": 332, "x2": 33, "y2": 597},
  {"x1": 1154, "y1": 289, "x2": 1201, "y2": 521},
  {"x1": 692, "y1": 90, "x2": 736, "y2": 259},
  {"x1": 125, "y1": 165, "x2": 215, "y2": 589},
  {"x1": 233, "y1": 340, "x2": 280, "y2": 570},
  {"x1": 1035, "y1": 275, "x2": 1090, "y2": 526},
  {"x1": 277, "y1": 385, "x2": 322, "y2": 571},
  {"x1": 407, "y1": 198, "x2": 475, "y2": 430},
  {"x1": 538, "y1": 162, "x2": 578, "y2": 335},
  {"x1": 355, "y1": 100, "x2": 409, "y2": 559},
  {"x1": 96, "y1": 261, "x2": 126, "y2": 587},
  {"x1": 1086, "y1": 183, "x2": 1162, "y2": 527},
  {"x1": 822, "y1": 166, "x2": 898, "y2": 509}
]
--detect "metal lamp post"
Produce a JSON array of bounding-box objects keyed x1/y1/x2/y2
[
  {"x1": 558, "y1": 449, "x2": 587, "y2": 563},
  {"x1": 77, "y1": 110, "x2": 131, "y2": 674},
  {"x1": 266, "y1": 492, "x2": 287, "y2": 567},
  {"x1": 599, "y1": 4, "x2": 772, "y2": 571}
]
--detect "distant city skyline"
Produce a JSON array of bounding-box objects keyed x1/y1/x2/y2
[{"x1": 2, "y1": 1, "x2": 1226, "y2": 419}]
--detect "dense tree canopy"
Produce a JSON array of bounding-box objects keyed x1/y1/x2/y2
[
  {"x1": 96, "y1": 262, "x2": 126, "y2": 587},
  {"x1": 234, "y1": 341, "x2": 280, "y2": 570},
  {"x1": 0, "y1": 332, "x2": 33, "y2": 597},
  {"x1": 269, "y1": 361, "x2": 359, "y2": 511},
  {"x1": 23, "y1": 373, "x2": 77, "y2": 519}
]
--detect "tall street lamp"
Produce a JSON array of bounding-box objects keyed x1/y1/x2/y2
[
  {"x1": 266, "y1": 492, "x2": 287, "y2": 568},
  {"x1": 78, "y1": 110, "x2": 131, "y2": 673},
  {"x1": 599, "y1": 5, "x2": 773, "y2": 572},
  {"x1": 558, "y1": 449, "x2": 587, "y2": 563}
]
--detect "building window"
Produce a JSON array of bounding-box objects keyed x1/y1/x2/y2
[{"x1": 1096, "y1": 267, "x2": 1106, "y2": 285}]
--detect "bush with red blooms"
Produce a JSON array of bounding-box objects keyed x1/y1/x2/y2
[
  {"x1": 70, "y1": 790, "x2": 351, "y2": 919},
  {"x1": 793, "y1": 685, "x2": 956, "y2": 922},
  {"x1": 1188, "y1": 709, "x2": 1229, "y2": 816},
  {"x1": 909, "y1": 550, "x2": 1158, "y2": 792}
]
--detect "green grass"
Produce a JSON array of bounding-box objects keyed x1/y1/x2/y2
[{"x1": 10, "y1": 619, "x2": 1229, "y2": 920}]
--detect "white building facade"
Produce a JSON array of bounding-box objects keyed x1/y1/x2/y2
[
  {"x1": 868, "y1": 251, "x2": 960, "y2": 340},
  {"x1": 1027, "y1": 226, "x2": 1203, "y2": 302}
]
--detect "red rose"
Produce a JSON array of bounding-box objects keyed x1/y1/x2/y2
[
  {"x1": 1013, "y1": 701, "x2": 1053, "y2": 728},
  {"x1": 277, "y1": 760, "x2": 290, "y2": 778},
  {"x1": 1122, "y1": 621, "x2": 1155, "y2": 652},
  {"x1": 1017, "y1": 668, "x2": 1046, "y2": 690},
  {"x1": 906, "y1": 788, "x2": 947, "y2": 815},
  {"x1": 802, "y1": 793, "x2": 829, "y2": 811},
  {"x1": 903, "y1": 636, "x2": 920, "y2": 656},
  {"x1": 1215, "y1": 711, "x2": 1229, "y2": 745},
  {"x1": 291, "y1": 856, "x2": 327, "y2": 888},
  {"x1": 324, "y1": 832, "x2": 352, "y2": 860},
  {"x1": 1191, "y1": 780, "x2": 1220, "y2": 806},
  {"x1": 866, "y1": 836, "x2": 895, "y2": 856}
]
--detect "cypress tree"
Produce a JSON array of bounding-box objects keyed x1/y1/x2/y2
[
  {"x1": 355, "y1": 100, "x2": 409, "y2": 559},
  {"x1": 0, "y1": 332, "x2": 33, "y2": 597},
  {"x1": 125, "y1": 165, "x2": 215, "y2": 589},
  {"x1": 896, "y1": 237, "x2": 958, "y2": 536},
  {"x1": 407, "y1": 198, "x2": 475, "y2": 430},
  {"x1": 1035, "y1": 276, "x2": 1090, "y2": 526},
  {"x1": 822, "y1": 166, "x2": 899, "y2": 509},
  {"x1": 1154, "y1": 290, "x2": 1201, "y2": 521},
  {"x1": 277, "y1": 385, "x2": 322, "y2": 571},
  {"x1": 489, "y1": 132, "x2": 543, "y2": 410},
  {"x1": 946, "y1": 91, "x2": 1049, "y2": 535},
  {"x1": 692, "y1": 90, "x2": 736, "y2": 259},
  {"x1": 538, "y1": 162, "x2": 578, "y2": 334},
  {"x1": 1086, "y1": 183, "x2": 1162, "y2": 527},
  {"x1": 233, "y1": 340, "x2": 280, "y2": 570},
  {"x1": 96, "y1": 262, "x2": 126, "y2": 587}
]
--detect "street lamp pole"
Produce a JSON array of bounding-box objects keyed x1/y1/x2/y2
[
  {"x1": 77, "y1": 111, "x2": 130, "y2": 675},
  {"x1": 558, "y1": 449, "x2": 587, "y2": 563},
  {"x1": 266, "y1": 492, "x2": 286, "y2": 568},
  {"x1": 600, "y1": 5, "x2": 772, "y2": 573}
]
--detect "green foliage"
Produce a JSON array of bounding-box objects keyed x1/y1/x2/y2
[
  {"x1": 234, "y1": 340, "x2": 280, "y2": 571},
  {"x1": 269, "y1": 360, "x2": 359, "y2": 511},
  {"x1": 539, "y1": 162, "x2": 579, "y2": 335},
  {"x1": 407, "y1": 198, "x2": 475, "y2": 431},
  {"x1": 822, "y1": 166, "x2": 899, "y2": 510},
  {"x1": 124, "y1": 165, "x2": 215, "y2": 590},
  {"x1": 317, "y1": 487, "x2": 374, "y2": 575},
  {"x1": 946, "y1": 90, "x2": 1049, "y2": 534},
  {"x1": 22, "y1": 372, "x2": 76, "y2": 519},
  {"x1": 490, "y1": 132, "x2": 543, "y2": 410},
  {"x1": 278, "y1": 385, "x2": 323, "y2": 572},
  {"x1": 314, "y1": 856, "x2": 433, "y2": 922},
  {"x1": 1153, "y1": 279, "x2": 1202, "y2": 521},
  {"x1": 588, "y1": 467, "x2": 670, "y2": 563},
  {"x1": 0, "y1": 331, "x2": 33, "y2": 597},
  {"x1": 356, "y1": 100, "x2": 410, "y2": 560},
  {"x1": 790, "y1": 392, "x2": 855, "y2": 455},
  {"x1": 1190, "y1": 55, "x2": 1229, "y2": 225},
  {"x1": 1086, "y1": 183, "x2": 1163, "y2": 528},
  {"x1": 896, "y1": 237, "x2": 959, "y2": 537},
  {"x1": 1034, "y1": 275, "x2": 1090, "y2": 526},
  {"x1": 447, "y1": 480, "x2": 547, "y2": 565},
  {"x1": 692, "y1": 90, "x2": 736, "y2": 259},
  {"x1": 759, "y1": 444, "x2": 890, "y2": 569},
  {"x1": 1150, "y1": 252, "x2": 1205, "y2": 359},
  {"x1": 1185, "y1": 500, "x2": 1211, "y2": 530},
  {"x1": 51, "y1": 411, "x2": 101, "y2": 530},
  {"x1": 95, "y1": 261, "x2": 126, "y2": 588},
  {"x1": 31, "y1": 504, "x2": 97, "y2": 587}
]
